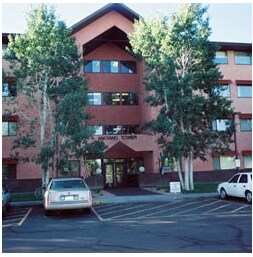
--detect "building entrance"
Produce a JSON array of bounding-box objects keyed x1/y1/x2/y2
[
  {"x1": 105, "y1": 162, "x2": 126, "y2": 188},
  {"x1": 104, "y1": 158, "x2": 142, "y2": 188}
]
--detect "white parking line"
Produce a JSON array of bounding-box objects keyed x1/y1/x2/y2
[
  {"x1": 97, "y1": 202, "x2": 152, "y2": 217},
  {"x1": 203, "y1": 203, "x2": 231, "y2": 214},
  {"x1": 231, "y1": 205, "x2": 249, "y2": 213},
  {"x1": 2, "y1": 208, "x2": 32, "y2": 228}
]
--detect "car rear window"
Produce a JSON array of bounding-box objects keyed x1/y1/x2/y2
[{"x1": 50, "y1": 180, "x2": 86, "y2": 190}]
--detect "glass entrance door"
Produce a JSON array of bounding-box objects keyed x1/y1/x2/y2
[{"x1": 105, "y1": 162, "x2": 125, "y2": 188}]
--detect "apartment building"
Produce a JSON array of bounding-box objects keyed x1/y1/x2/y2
[{"x1": 2, "y1": 4, "x2": 252, "y2": 189}]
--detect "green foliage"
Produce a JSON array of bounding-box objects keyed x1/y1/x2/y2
[
  {"x1": 4, "y1": 4, "x2": 106, "y2": 179},
  {"x1": 129, "y1": 3, "x2": 234, "y2": 163}
]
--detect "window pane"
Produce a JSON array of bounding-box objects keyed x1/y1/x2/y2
[
  {"x1": 214, "y1": 51, "x2": 228, "y2": 64},
  {"x1": 120, "y1": 61, "x2": 137, "y2": 74},
  {"x1": 2, "y1": 122, "x2": 8, "y2": 136},
  {"x1": 103, "y1": 93, "x2": 120, "y2": 105},
  {"x1": 220, "y1": 156, "x2": 236, "y2": 169},
  {"x1": 105, "y1": 125, "x2": 122, "y2": 135},
  {"x1": 213, "y1": 85, "x2": 230, "y2": 97},
  {"x1": 122, "y1": 125, "x2": 139, "y2": 134},
  {"x1": 244, "y1": 156, "x2": 252, "y2": 168},
  {"x1": 237, "y1": 85, "x2": 252, "y2": 97},
  {"x1": 235, "y1": 51, "x2": 252, "y2": 65},
  {"x1": 240, "y1": 119, "x2": 252, "y2": 131},
  {"x1": 121, "y1": 92, "x2": 138, "y2": 105},
  {"x1": 102, "y1": 61, "x2": 118, "y2": 73},
  {"x1": 88, "y1": 93, "x2": 101, "y2": 105},
  {"x1": 212, "y1": 119, "x2": 232, "y2": 131},
  {"x1": 94, "y1": 126, "x2": 103, "y2": 135},
  {"x1": 213, "y1": 157, "x2": 220, "y2": 170},
  {"x1": 84, "y1": 60, "x2": 100, "y2": 73},
  {"x1": 9, "y1": 122, "x2": 17, "y2": 136}
]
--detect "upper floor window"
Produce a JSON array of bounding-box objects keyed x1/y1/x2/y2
[
  {"x1": 88, "y1": 93, "x2": 102, "y2": 105},
  {"x1": 2, "y1": 82, "x2": 17, "y2": 97},
  {"x1": 234, "y1": 51, "x2": 252, "y2": 65},
  {"x1": 240, "y1": 119, "x2": 252, "y2": 132},
  {"x1": 212, "y1": 119, "x2": 232, "y2": 132},
  {"x1": 121, "y1": 92, "x2": 138, "y2": 105},
  {"x1": 120, "y1": 61, "x2": 137, "y2": 74},
  {"x1": 214, "y1": 51, "x2": 228, "y2": 64},
  {"x1": 103, "y1": 92, "x2": 121, "y2": 105},
  {"x1": 102, "y1": 60, "x2": 119, "y2": 73},
  {"x1": 2, "y1": 121, "x2": 17, "y2": 136},
  {"x1": 237, "y1": 84, "x2": 252, "y2": 98},
  {"x1": 84, "y1": 60, "x2": 100, "y2": 73},
  {"x1": 213, "y1": 84, "x2": 231, "y2": 97}
]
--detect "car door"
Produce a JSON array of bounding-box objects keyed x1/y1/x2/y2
[
  {"x1": 237, "y1": 174, "x2": 248, "y2": 198},
  {"x1": 226, "y1": 174, "x2": 240, "y2": 196}
]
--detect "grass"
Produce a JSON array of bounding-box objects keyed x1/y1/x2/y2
[
  {"x1": 11, "y1": 192, "x2": 39, "y2": 202},
  {"x1": 155, "y1": 182, "x2": 219, "y2": 194}
]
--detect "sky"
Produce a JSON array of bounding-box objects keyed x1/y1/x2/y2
[{"x1": 1, "y1": 1, "x2": 252, "y2": 43}]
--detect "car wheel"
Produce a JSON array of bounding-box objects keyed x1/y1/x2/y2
[
  {"x1": 245, "y1": 191, "x2": 252, "y2": 204},
  {"x1": 83, "y1": 208, "x2": 91, "y2": 214},
  {"x1": 220, "y1": 188, "x2": 227, "y2": 199}
]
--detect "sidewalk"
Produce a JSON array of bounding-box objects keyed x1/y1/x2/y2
[
  {"x1": 11, "y1": 189, "x2": 218, "y2": 207},
  {"x1": 92, "y1": 191, "x2": 218, "y2": 204}
]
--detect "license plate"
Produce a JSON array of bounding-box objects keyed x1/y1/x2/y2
[{"x1": 64, "y1": 195, "x2": 74, "y2": 201}]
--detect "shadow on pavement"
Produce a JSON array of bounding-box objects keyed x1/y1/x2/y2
[{"x1": 105, "y1": 187, "x2": 162, "y2": 196}]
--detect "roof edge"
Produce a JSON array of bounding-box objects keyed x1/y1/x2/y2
[{"x1": 70, "y1": 3, "x2": 140, "y2": 35}]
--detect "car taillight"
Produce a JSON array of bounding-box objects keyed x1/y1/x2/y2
[
  {"x1": 47, "y1": 192, "x2": 51, "y2": 206},
  {"x1": 88, "y1": 191, "x2": 92, "y2": 204}
]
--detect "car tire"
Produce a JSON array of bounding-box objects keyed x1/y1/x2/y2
[
  {"x1": 220, "y1": 188, "x2": 227, "y2": 200},
  {"x1": 245, "y1": 191, "x2": 252, "y2": 204},
  {"x1": 83, "y1": 208, "x2": 91, "y2": 214}
]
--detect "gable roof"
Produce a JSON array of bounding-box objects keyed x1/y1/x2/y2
[{"x1": 70, "y1": 3, "x2": 140, "y2": 35}]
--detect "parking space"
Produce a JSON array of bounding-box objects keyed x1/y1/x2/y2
[
  {"x1": 92, "y1": 197, "x2": 252, "y2": 221},
  {"x1": 2, "y1": 206, "x2": 32, "y2": 228}
]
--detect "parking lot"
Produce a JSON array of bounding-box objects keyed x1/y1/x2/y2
[
  {"x1": 2, "y1": 196, "x2": 252, "y2": 253},
  {"x1": 92, "y1": 197, "x2": 252, "y2": 221},
  {"x1": 2, "y1": 206, "x2": 32, "y2": 228}
]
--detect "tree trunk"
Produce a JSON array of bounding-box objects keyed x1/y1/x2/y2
[
  {"x1": 189, "y1": 152, "x2": 194, "y2": 190},
  {"x1": 177, "y1": 158, "x2": 185, "y2": 190},
  {"x1": 184, "y1": 158, "x2": 190, "y2": 191}
]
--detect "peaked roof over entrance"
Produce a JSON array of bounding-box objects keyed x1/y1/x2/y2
[
  {"x1": 70, "y1": 3, "x2": 140, "y2": 35},
  {"x1": 70, "y1": 3, "x2": 140, "y2": 55}
]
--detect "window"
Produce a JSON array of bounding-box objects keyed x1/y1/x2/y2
[
  {"x1": 122, "y1": 125, "x2": 139, "y2": 134},
  {"x1": 244, "y1": 156, "x2": 252, "y2": 168},
  {"x1": 94, "y1": 126, "x2": 103, "y2": 135},
  {"x1": 240, "y1": 119, "x2": 252, "y2": 131},
  {"x1": 213, "y1": 85, "x2": 230, "y2": 97},
  {"x1": 102, "y1": 60, "x2": 119, "y2": 73},
  {"x1": 88, "y1": 93, "x2": 102, "y2": 105},
  {"x1": 214, "y1": 156, "x2": 236, "y2": 170},
  {"x1": 84, "y1": 60, "x2": 100, "y2": 73},
  {"x1": 239, "y1": 174, "x2": 248, "y2": 183},
  {"x1": 121, "y1": 92, "x2": 138, "y2": 105},
  {"x1": 105, "y1": 125, "x2": 122, "y2": 135},
  {"x1": 103, "y1": 93, "x2": 120, "y2": 105},
  {"x1": 237, "y1": 85, "x2": 252, "y2": 98},
  {"x1": 2, "y1": 121, "x2": 17, "y2": 136},
  {"x1": 2, "y1": 164, "x2": 17, "y2": 179},
  {"x1": 212, "y1": 119, "x2": 232, "y2": 131},
  {"x1": 234, "y1": 51, "x2": 252, "y2": 65},
  {"x1": 214, "y1": 51, "x2": 228, "y2": 64},
  {"x1": 2, "y1": 82, "x2": 17, "y2": 97},
  {"x1": 120, "y1": 61, "x2": 137, "y2": 74}
]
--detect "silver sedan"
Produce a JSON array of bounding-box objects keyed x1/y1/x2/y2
[{"x1": 44, "y1": 177, "x2": 93, "y2": 216}]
